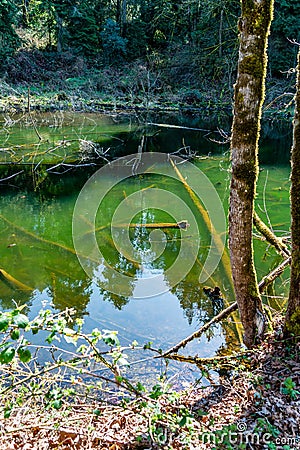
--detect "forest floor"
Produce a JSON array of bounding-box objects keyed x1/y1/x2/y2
[{"x1": 0, "y1": 316, "x2": 298, "y2": 450}]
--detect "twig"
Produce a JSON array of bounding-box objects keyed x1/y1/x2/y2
[
  {"x1": 258, "y1": 257, "x2": 291, "y2": 292},
  {"x1": 253, "y1": 211, "x2": 290, "y2": 258},
  {"x1": 163, "y1": 351, "x2": 253, "y2": 367},
  {"x1": 146, "y1": 122, "x2": 210, "y2": 132},
  {"x1": 0, "y1": 170, "x2": 24, "y2": 182},
  {"x1": 161, "y1": 302, "x2": 238, "y2": 357},
  {"x1": 27, "y1": 87, "x2": 42, "y2": 141},
  {"x1": 161, "y1": 257, "x2": 291, "y2": 357}
]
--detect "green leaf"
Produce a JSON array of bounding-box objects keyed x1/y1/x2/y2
[
  {"x1": 116, "y1": 356, "x2": 129, "y2": 367},
  {"x1": 136, "y1": 382, "x2": 146, "y2": 392},
  {"x1": 0, "y1": 315, "x2": 10, "y2": 332},
  {"x1": 13, "y1": 314, "x2": 29, "y2": 329},
  {"x1": 4, "y1": 405, "x2": 12, "y2": 419},
  {"x1": 63, "y1": 327, "x2": 77, "y2": 346},
  {"x1": 178, "y1": 416, "x2": 187, "y2": 427},
  {"x1": 18, "y1": 347, "x2": 31, "y2": 363},
  {"x1": 102, "y1": 330, "x2": 119, "y2": 346},
  {"x1": 51, "y1": 400, "x2": 62, "y2": 410},
  {"x1": 0, "y1": 347, "x2": 15, "y2": 363},
  {"x1": 10, "y1": 329, "x2": 20, "y2": 340},
  {"x1": 143, "y1": 341, "x2": 152, "y2": 350}
]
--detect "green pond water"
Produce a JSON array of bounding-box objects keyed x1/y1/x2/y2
[{"x1": 0, "y1": 112, "x2": 292, "y2": 383}]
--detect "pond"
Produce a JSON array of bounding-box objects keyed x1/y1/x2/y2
[{"x1": 0, "y1": 111, "x2": 292, "y2": 384}]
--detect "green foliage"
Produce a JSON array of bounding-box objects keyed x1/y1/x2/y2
[
  {"x1": 254, "y1": 418, "x2": 280, "y2": 438},
  {"x1": 0, "y1": 0, "x2": 20, "y2": 67},
  {"x1": 66, "y1": 1, "x2": 100, "y2": 56},
  {"x1": 100, "y1": 18, "x2": 127, "y2": 64},
  {"x1": 0, "y1": 306, "x2": 210, "y2": 447},
  {"x1": 0, "y1": 308, "x2": 31, "y2": 364},
  {"x1": 0, "y1": 306, "x2": 142, "y2": 417},
  {"x1": 1, "y1": 0, "x2": 298, "y2": 90},
  {"x1": 125, "y1": 20, "x2": 148, "y2": 59},
  {"x1": 270, "y1": 0, "x2": 300, "y2": 74},
  {"x1": 281, "y1": 377, "x2": 300, "y2": 399}
]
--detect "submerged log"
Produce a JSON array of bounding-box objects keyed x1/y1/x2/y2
[
  {"x1": 0, "y1": 268, "x2": 33, "y2": 291},
  {"x1": 114, "y1": 220, "x2": 190, "y2": 230}
]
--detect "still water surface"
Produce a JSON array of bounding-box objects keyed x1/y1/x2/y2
[{"x1": 0, "y1": 112, "x2": 291, "y2": 381}]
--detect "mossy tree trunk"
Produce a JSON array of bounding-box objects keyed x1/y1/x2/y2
[
  {"x1": 285, "y1": 48, "x2": 300, "y2": 337},
  {"x1": 229, "y1": 0, "x2": 274, "y2": 348}
]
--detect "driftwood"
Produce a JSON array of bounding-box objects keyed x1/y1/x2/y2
[
  {"x1": 169, "y1": 157, "x2": 244, "y2": 343},
  {"x1": 161, "y1": 256, "x2": 291, "y2": 357}
]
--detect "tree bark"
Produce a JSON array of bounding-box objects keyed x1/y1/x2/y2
[
  {"x1": 285, "y1": 48, "x2": 300, "y2": 337},
  {"x1": 229, "y1": 0, "x2": 274, "y2": 348}
]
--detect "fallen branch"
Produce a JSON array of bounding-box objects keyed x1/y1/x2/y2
[
  {"x1": 161, "y1": 257, "x2": 291, "y2": 357},
  {"x1": 169, "y1": 157, "x2": 232, "y2": 283},
  {"x1": 258, "y1": 257, "x2": 291, "y2": 292},
  {"x1": 0, "y1": 268, "x2": 33, "y2": 291},
  {"x1": 169, "y1": 157, "x2": 244, "y2": 343},
  {"x1": 0, "y1": 170, "x2": 24, "y2": 182},
  {"x1": 163, "y1": 351, "x2": 253, "y2": 368},
  {"x1": 147, "y1": 122, "x2": 210, "y2": 132},
  {"x1": 0, "y1": 215, "x2": 136, "y2": 275},
  {"x1": 161, "y1": 302, "x2": 238, "y2": 357},
  {"x1": 115, "y1": 220, "x2": 189, "y2": 230},
  {"x1": 253, "y1": 212, "x2": 290, "y2": 258}
]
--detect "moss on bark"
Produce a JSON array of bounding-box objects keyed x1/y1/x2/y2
[
  {"x1": 285, "y1": 49, "x2": 300, "y2": 338},
  {"x1": 229, "y1": 0, "x2": 274, "y2": 348}
]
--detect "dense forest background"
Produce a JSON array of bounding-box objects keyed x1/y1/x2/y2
[{"x1": 1, "y1": 0, "x2": 299, "y2": 110}]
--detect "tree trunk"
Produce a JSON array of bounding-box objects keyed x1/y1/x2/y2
[
  {"x1": 56, "y1": 15, "x2": 63, "y2": 53},
  {"x1": 229, "y1": 0, "x2": 274, "y2": 348},
  {"x1": 285, "y1": 48, "x2": 300, "y2": 337},
  {"x1": 116, "y1": 0, "x2": 126, "y2": 35}
]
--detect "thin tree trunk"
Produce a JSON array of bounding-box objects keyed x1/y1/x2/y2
[
  {"x1": 229, "y1": 0, "x2": 274, "y2": 348},
  {"x1": 219, "y1": 9, "x2": 223, "y2": 59},
  {"x1": 285, "y1": 48, "x2": 300, "y2": 337},
  {"x1": 56, "y1": 15, "x2": 63, "y2": 53}
]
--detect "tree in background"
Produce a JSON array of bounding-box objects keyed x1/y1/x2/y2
[
  {"x1": 270, "y1": 0, "x2": 300, "y2": 76},
  {"x1": 0, "y1": 0, "x2": 20, "y2": 66},
  {"x1": 100, "y1": 18, "x2": 127, "y2": 64},
  {"x1": 285, "y1": 47, "x2": 300, "y2": 337},
  {"x1": 229, "y1": 0, "x2": 274, "y2": 348}
]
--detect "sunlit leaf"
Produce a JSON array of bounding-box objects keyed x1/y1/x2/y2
[
  {"x1": 13, "y1": 314, "x2": 29, "y2": 329},
  {"x1": 0, "y1": 347, "x2": 15, "y2": 364},
  {"x1": 18, "y1": 347, "x2": 31, "y2": 363}
]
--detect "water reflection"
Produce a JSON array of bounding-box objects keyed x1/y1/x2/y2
[{"x1": 0, "y1": 112, "x2": 292, "y2": 362}]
